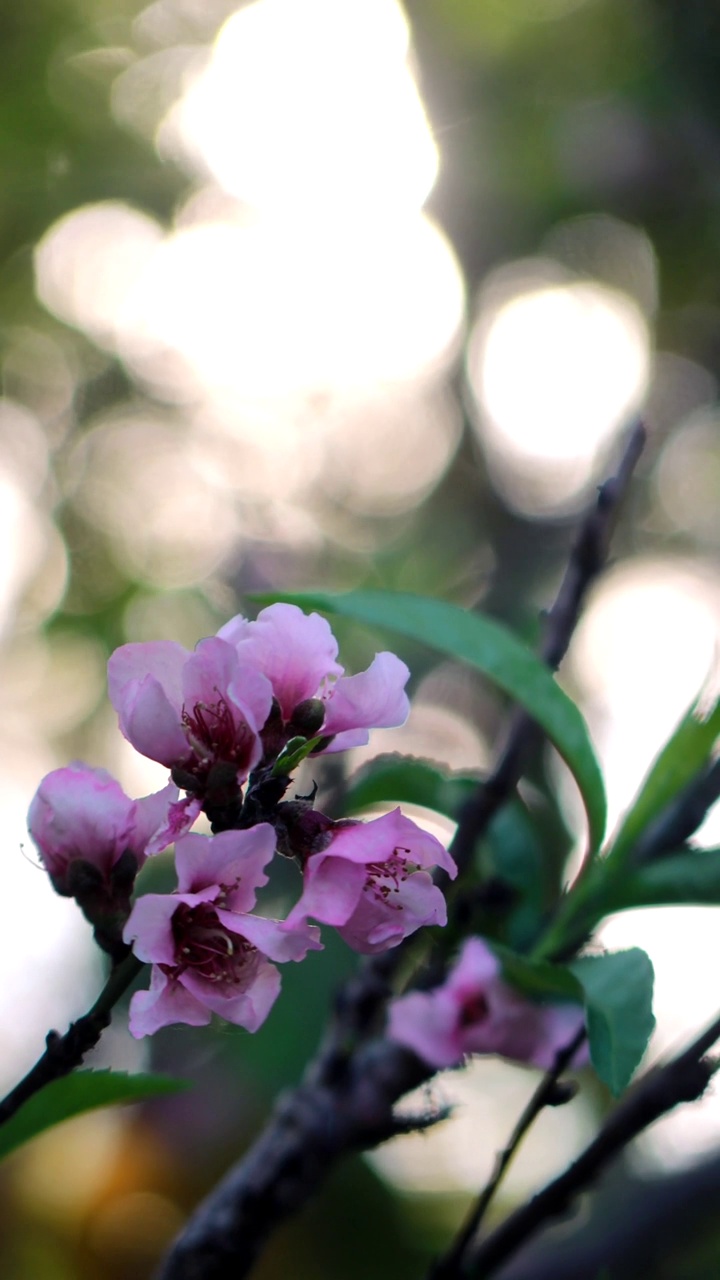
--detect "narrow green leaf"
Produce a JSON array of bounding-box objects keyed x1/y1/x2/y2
[
  {"x1": 607, "y1": 847, "x2": 720, "y2": 910},
  {"x1": 608, "y1": 695, "x2": 720, "y2": 865},
  {"x1": 342, "y1": 754, "x2": 478, "y2": 818},
  {"x1": 570, "y1": 949, "x2": 655, "y2": 1095},
  {"x1": 260, "y1": 590, "x2": 606, "y2": 854},
  {"x1": 0, "y1": 1070, "x2": 190, "y2": 1163},
  {"x1": 483, "y1": 801, "x2": 549, "y2": 951},
  {"x1": 490, "y1": 942, "x2": 582, "y2": 1003},
  {"x1": 272, "y1": 734, "x2": 322, "y2": 776}
]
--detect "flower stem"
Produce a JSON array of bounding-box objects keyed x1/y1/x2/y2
[{"x1": 0, "y1": 952, "x2": 145, "y2": 1127}]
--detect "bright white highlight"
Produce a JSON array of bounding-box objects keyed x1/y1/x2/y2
[
  {"x1": 467, "y1": 264, "x2": 650, "y2": 515},
  {"x1": 123, "y1": 210, "x2": 463, "y2": 399},
  {"x1": 34, "y1": 203, "x2": 163, "y2": 346},
  {"x1": 162, "y1": 0, "x2": 438, "y2": 219}
]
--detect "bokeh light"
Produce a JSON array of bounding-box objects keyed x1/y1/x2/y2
[{"x1": 467, "y1": 259, "x2": 650, "y2": 515}]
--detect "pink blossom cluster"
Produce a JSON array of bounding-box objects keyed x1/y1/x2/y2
[
  {"x1": 28, "y1": 604, "x2": 456, "y2": 1038},
  {"x1": 388, "y1": 937, "x2": 587, "y2": 1071}
]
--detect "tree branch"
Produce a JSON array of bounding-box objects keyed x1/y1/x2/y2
[
  {"x1": 155, "y1": 423, "x2": 646, "y2": 1280},
  {"x1": 465, "y1": 1011, "x2": 720, "y2": 1278},
  {"x1": 429, "y1": 1027, "x2": 587, "y2": 1280},
  {"x1": 0, "y1": 952, "x2": 144, "y2": 1126}
]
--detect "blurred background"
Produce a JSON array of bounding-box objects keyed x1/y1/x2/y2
[{"x1": 2, "y1": 0, "x2": 720, "y2": 1275}]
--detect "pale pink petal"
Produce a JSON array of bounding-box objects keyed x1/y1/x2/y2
[
  {"x1": 129, "y1": 968, "x2": 211, "y2": 1037},
  {"x1": 181, "y1": 959, "x2": 281, "y2": 1032},
  {"x1": 225, "y1": 664, "x2": 275, "y2": 733},
  {"x1": 339, "y1": 869, "x2": 447, "y2": 954},
  {"x1": 387, "y1": 990, "x2": 462, "y2": 1068},
  {"x1": 318, "y1": 727, "x2": 373, "y2": 752},
  {"x1": 174, "y1": 826, "x2": 275, "y2": 910},
  {"x1": 108, "y1": 641, "x2": 188, "y2": 717},
  {"x1": 322, "y1": 652, "x2": 410, "y2": 737},
  {"x1": 123, "y1": 891, "x2": 209, "y2": 964},
  {"x1": 130, "y1": 782, "x2": 179, "y2": 857},
  {"x1": 216, "y1": 611, "x2": 252, "y2": 647},
  {"x1": 117, "y1": 673, "x2": 189, "y2": 766},
  {"x1": 387, "y1": 936, "x2": 587, "y2": 1072},
  {"x1": 181, "y1": 637, "x2": 241, "y2": 713},
  {"x1": 216, "y1": 910, "x2": 322, "y2": 961},
  {"x1": 233, "y1": 603, "x2": 343, "y2": 718},
  {"x1": 145, "y1": 795, "x2": 202, "y2": 856},
  {"x1": 446, "y1": 937, "x2": 501, "y2": 996},
  {"x1": 283, "y1": 855, "x2": 367, "y2": 929},
  {"x1": 326, "y1": 809, "x2": 457, "y2": 877},
  {"x1": 525, "y1": 1004, "x2": 589, "y2": 1070}
]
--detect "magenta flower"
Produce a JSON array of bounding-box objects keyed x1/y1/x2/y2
[
  {"x1": 123, "y1": 825, "x2": 322, "y2": 1036},
  {"x1": 107, "y1": 635, "x2": 274, "y2": 836},
  {"x1": 387, "y1": 937, "x2": 587, "y2": 1070},
  {"x1": 283, "y1": 808, "x2": 457, "y2": 954},
  {"x1": 218, "y1": 603, "x2": 411, "y2": 753},
  {"x1": 27, "y1": 763, "x2": 177, "y2": 896}
]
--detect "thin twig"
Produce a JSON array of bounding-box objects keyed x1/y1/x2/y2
[
  {"x1": 448, "y1": 418, "x2": 645, "y2": 881},
  {"x1": 0, "y1": 953, "x2": 144, "y2": 1126},
  {"x1": 429, "y1": 1027, "x2": 587, "y2": 1280},
  {"x1": 155, "y1": 424, "x2": 646, "y2": 1280},
  {"x1": 465, "y1": 1012, "x2": 720, "y2": 1278}
]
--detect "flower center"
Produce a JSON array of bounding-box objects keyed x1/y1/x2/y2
[
  {"x1": 364, "y1": 848, "x2": 413, "y2": 910},
  {"x1": 166, "y1": 901, "x2": 257, "y2": 986},
  {"x1": 181, "y1": 693, "x2": 255, "y2": 783},
  {"x1": 459, "y1": 992, "x2": 489, "y2": 1027}
]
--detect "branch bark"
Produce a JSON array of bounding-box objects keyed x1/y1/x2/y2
[
  {"x1": 0, "y1": 953, "x2": 144, "y2": 1126},
  {"x1": 465, "y1": 1011, "x2": 720, "y2": 1278}
]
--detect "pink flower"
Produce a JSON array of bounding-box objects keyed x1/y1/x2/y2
[
  {"x1": 123, "y1": 825, "x2": 322, "y2": 1036},
  {"x1": 283, "y1": 808, "x2": 457, "y2": 954},
  {"x1": 27, "y1": 763, "x2": 177, "y2": 896},
  {"x1": 387, "y1": 937, "x2": 587, "y2": 1070},
  {"x1": 218, "y1": 603, "x2": 410, "y2": 753},
  {"x1": 107, "y1": 635, "x2": 274, "y2": 837}
]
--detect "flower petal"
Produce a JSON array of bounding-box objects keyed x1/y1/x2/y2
[
  {"x1": 322, "y1": 652, "x2": 410, "y2": 738},
  {"x1": 325, "y1": 809, "x2": 456, "y2": 877},
  {"x1": 181, "y1": 959, "x2": 281, "y2": 1032},
  {"x1": 174, "y1": 826, "x2": 276, "y2": 911},
  {"x1": 123, "y1": 891, "x2": 208, "y2": 964},
  {"x1": 116, "y1": 673, "x2": 190, "y2": 766},
  {"x1": 128, "y1": 968, "x2": 211, "y2": 1037},
  {"x1": 233, "y1": 603, "x2": 343, "y2": 719},
  {"x1": 130, "y1": 781, "x2": 180, "y2": 858},
  {"x1": 216, "y1": 910, "x2": 322, "y2": 961},
  {"x1": 283, "y1": 854, "x2": 367, "y2": 929}
]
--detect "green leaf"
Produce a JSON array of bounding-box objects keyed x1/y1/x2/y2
[
  {"x1": 342, "y1": 754, "x2": 478, "y2": 818},
  {"x1": 483, "y1": 800, "x2": 549, "y2": 951},
  {"x1": 259, "y1": 590, "x2": 606, "y2": 854},
  {"x1": 490, "y1": 941, "x2": 582, "y2": 1003},
  {"x1": 0, "y1": 1070, "x2": 190, "y2": 1163},
  {"x1": 607, "y1": 847, "x2": 720, "y2": 910},
  {"x1": 272, "y1": 734, "x2": 322, "y2": 776},
  {"x1": 570, "y1": 949, "x2": 655, "y2": 1095},
  {"x1": 608, "y1": 695, "x2": 720, "y2": 865}
]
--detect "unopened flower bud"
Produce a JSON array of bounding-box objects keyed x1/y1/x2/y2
[{"x1": 290, "y1": 698, "x2": 326, "y2": 738}]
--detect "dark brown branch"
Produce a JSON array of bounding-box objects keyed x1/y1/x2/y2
[
  {"x1": 155, "y1": 424, "x2": 646, "y2": 1280},
  {"x1": 465, "y1": 1011, "x2": 720, "y2": 1279},
  {"x1": 449, "y1": 418, "x2": 645, "y2": 880},
  {"x1": 0, "y1": 953, "x2": 144, "y2": 1126},
  {"x1": 429, "y1": 1028, "x2": 586, "y2": 1280}
]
